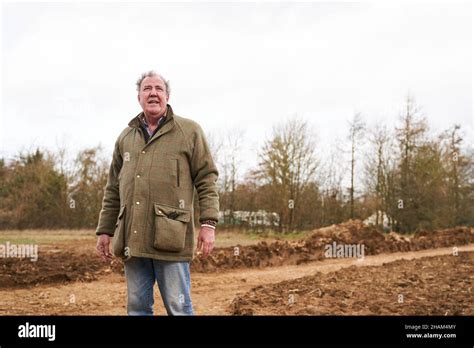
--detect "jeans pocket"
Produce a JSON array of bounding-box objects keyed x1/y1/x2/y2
[{"x1": 153, "y1": 202, "x2": 190, "y2": 252}]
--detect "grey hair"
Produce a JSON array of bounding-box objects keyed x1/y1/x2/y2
[{"x1": 136, "y1": 70, "x2": 170, "y2": 95}]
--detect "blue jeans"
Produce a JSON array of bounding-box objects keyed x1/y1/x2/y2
[{"x1": 124, "y1": 257, "x2": 194, "y2": 316}]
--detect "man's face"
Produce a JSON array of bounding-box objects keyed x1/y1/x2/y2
[{"x1": 138, "y1": 76, "x2": 169, "y2": 118}]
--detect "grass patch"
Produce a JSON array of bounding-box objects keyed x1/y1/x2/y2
[
  {"x1": 0, "y1": 230, "x2": 95, "y2": 245},
  {"x1": 214, "y1": 228, "x2": 313, "y2": 248},
  {"x1": 0, "y1": 228, "x2": 314, "y2": 249}
]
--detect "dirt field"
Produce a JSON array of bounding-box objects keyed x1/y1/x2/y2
[
  {"x1": 192, "y1": 221, "x2": 474, "y2": 272},
  {"x1": 231, "y1": 251, "x2": 474, "y2": 316},
  {"x1": 0, "y1": 222, "x2": 473, "y2": 315}
]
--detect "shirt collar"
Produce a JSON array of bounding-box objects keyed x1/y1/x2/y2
[{"x1": 139, "y1": 106, "x2": 169, "y2": 135}]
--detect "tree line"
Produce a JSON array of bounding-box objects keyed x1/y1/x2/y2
[
  {"x1": 212, "y1": 95, "x2": 473, "y2": 233},
  {"x1": 1, "y1": 96, "x2": 473, "y2": 232},
  {"x1": 0, "y1": 147, "x2": 108, "y2": 229}
]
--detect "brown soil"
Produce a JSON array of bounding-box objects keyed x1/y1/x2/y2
[
  {"x1": 0, "y1": 244, "x2": 122, "y2": 289},
  {"x1": 191, "y1": 221, "x2": 474, "y2": 272},
  {"x1": 230, "y1": 251, "x2": 474, "y2": 316},
  {"x1": 1, "y1": 221, "x2": 472, "y2": 289},
  {"x1": 0, "y1": 244, "x2": 472, "y2": 315}
]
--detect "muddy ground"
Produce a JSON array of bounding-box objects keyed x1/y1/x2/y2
[
  {"x1": 192, "y1": 221, "x2": 474, "y2": 272},
  {"x1": 0, "y1": 245, "x2": 472, "y2": 315},
  {"x1": 0, "y1": 243, "x2": 123, "y2": 289},
  {"x1": 1, "y1": 221, "x2": 472, "y2": 289},
  {"x1": 0, "y1": 221, "x2": 473, "y2": 315},
  {"x1": 230, "y1": 251, "x2": 474, "y2": 316}
]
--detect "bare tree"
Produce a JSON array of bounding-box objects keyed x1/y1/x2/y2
[
  {"x1": 319, "y1": 139, "x2": 346, "y2": 225},
  {"x1": 440, "y1": 124, "x2": 472, "y2": 225},
  {"x1": 221, "y1": 128, "x2": 245, "y2": 225},
  {"x1": 395, "y1": 95, "x2": 428, "y2": 232},
  {"x1": 347, "y1": 112, "x2": 365, "y2": 219},
  {"x1": 205, "y1": 131, "x2": 224, "y2": 169},
  {"x1": 364, "y1": 122, "x2": 396, "y2": 229},
  {"x1": 254, "y1": 117, "x2": 318, "y2": 232}
]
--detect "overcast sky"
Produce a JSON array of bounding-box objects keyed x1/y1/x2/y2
[{"x1": 1, "y1": 1, "x2": 472, "y2": 177}]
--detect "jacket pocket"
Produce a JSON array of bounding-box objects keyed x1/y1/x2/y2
[
  {"x1": 112, "y1": 205, "x2": 126, "y2": 257},
  {"x1": 153, "y1": 202, "x2": 190, "y2": 252}
]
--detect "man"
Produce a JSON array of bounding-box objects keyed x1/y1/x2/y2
[{"x1": 95, "y1": 71, "x2": 219, "y2": 316}]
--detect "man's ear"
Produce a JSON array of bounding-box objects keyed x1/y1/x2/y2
[{"x1": 137, "y1": 94, "x2": 140, "y2": 103}]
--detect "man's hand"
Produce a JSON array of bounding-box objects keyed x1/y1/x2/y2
[
  {"x1": 96, "y1": 234, "x2": 113, "y2": 262},
  {"x1": 197, "y1": 226, "x2": 215, "y2": 258}
]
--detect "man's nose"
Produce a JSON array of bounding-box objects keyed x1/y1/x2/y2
[{"x1": 149, "y1": 89, "x2": 158, "y2": 96}]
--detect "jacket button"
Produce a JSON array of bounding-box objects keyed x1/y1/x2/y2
[
  {"x1": 136, "y1": 201, "x2": 140, "y2": 205},
  {"x1": 133, "y1": 230, "x2": 137, "y2": 234},
  {"x1": 136, "y1": 174, "x2": 141, "y2": 178},
  {"x1": 141, "y1": 150, "x2": 146, "y2": 154}
]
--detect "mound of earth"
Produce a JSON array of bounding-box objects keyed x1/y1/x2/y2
[
  {"x1": 230, "y1": 251, "x2": 474, "y2": 315},
  {"x1": 1, "y1": 222, "x2": 472, "y2": 287},
  {"x1": 412, "y1": 226, "x2": 474, "y2": 250},
  {"x1": 0, "y1": 250, "x2": 112, "y2": 289},
  {"x1": 191, "y1": 221, "x2": 473, "y2": 272}
]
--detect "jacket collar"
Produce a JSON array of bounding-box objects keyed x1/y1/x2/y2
[{"x1": 128, "y1": 104, "x2": 176, "y2": 146}]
